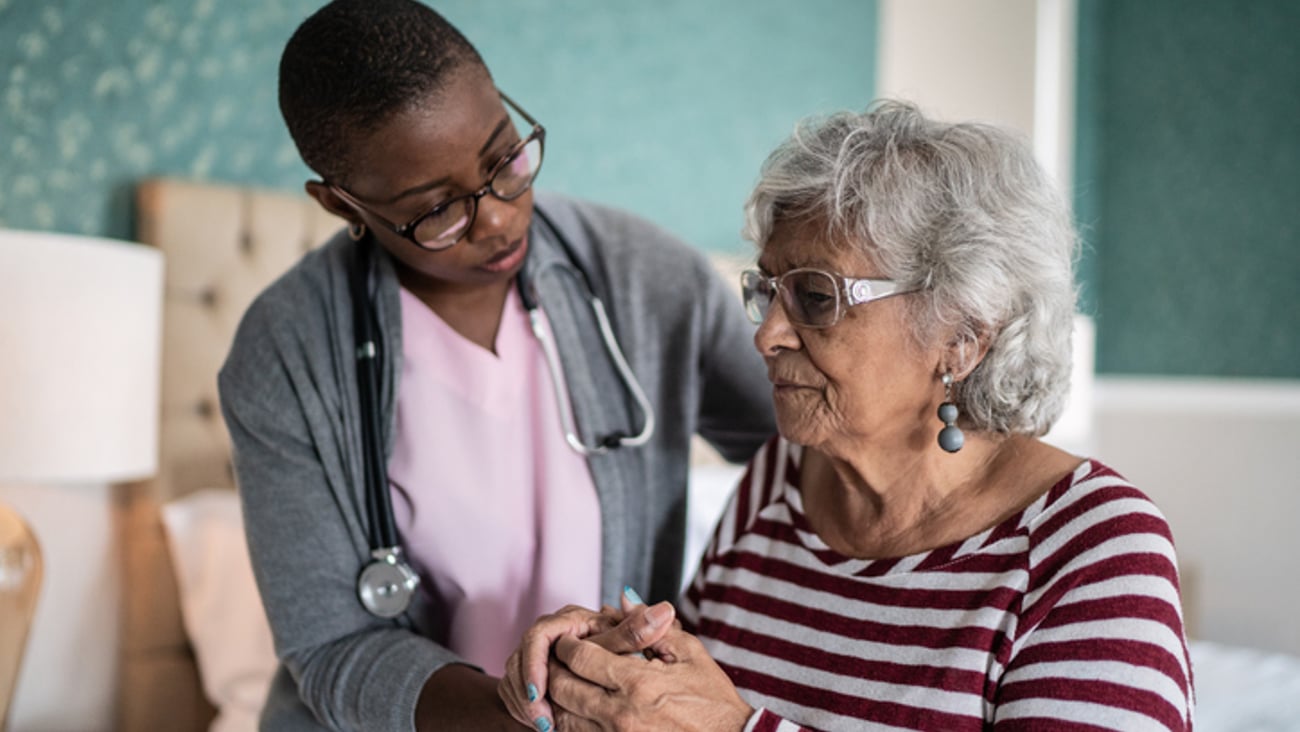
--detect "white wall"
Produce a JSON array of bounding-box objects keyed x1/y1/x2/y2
[
  {"x1": 0, "y1": 483, "x2": 118, "y2": 731},
  {"x1": 1093, "y1": 378, "x2": 1300, "y2": 656},
  {"x1": 876, "y1": 0, "x2": 1076, "y2": 192},
  {"x1": 878, "y1": 0, "x2": 1038, "y2": 135}
]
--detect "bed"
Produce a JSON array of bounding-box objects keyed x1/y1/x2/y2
[
  {"x1": 117, "y1": 177, "x2": 341, "y2": 732},
  {"x1": 116, "y1": 177, "x2": 1300, "y2": 732}
]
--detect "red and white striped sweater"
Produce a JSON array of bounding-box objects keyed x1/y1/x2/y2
[{"x1": 681, "y1": 437, "x2": 1193, "y2": 731}]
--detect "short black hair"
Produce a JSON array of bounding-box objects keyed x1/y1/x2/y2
[{"x1": 278, "y1": 0, "x2": 486, "y2": 182}]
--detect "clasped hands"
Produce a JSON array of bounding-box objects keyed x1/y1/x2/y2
[{"x1": 497, "y1": 590, "x2": 753, "y2": 732}]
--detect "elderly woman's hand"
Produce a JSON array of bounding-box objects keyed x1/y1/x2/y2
[
  {"x1": 546, "y1": 620, "x2": 754, "y2": 732},
  {"x1": 498, "y1": 597, "x2": 676, "y2": 731}
]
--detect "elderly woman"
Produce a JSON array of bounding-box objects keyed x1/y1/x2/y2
[{"x1": 499, "y1": 100, "x2": 1193, "y2": 732}]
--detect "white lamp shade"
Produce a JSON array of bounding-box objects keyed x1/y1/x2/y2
[{"x1": 0, "y1": 230, "x2": 163, "y2": 484}]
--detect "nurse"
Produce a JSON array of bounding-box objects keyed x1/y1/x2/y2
[{"x1": 217, "y1": 1, "x2": 775, "y2": 730}]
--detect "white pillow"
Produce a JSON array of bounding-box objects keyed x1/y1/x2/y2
[
  {"x1": 161, "y1": 489, "x2": 277, "y2": 732},
  {"x1": 683, "y1": 462, "x2": 747, "y2": 592}
]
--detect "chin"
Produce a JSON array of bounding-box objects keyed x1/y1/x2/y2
[{"x1": 774, "y1": 408, "x2": 828, "y2": 448}]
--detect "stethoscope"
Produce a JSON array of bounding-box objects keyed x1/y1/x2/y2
[{"x1": 350, "y1": 205, "x2": 655, "y2": 618}]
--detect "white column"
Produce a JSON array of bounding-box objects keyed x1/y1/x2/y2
[
  {"x1": 876, "y1": 0, "x2": 1089, "y2": 454},
  {"x1": 876, "y1": 0, "x2": 1076, "y2": 196}
]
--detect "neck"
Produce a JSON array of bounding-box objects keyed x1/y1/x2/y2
[
  {"x1": 800, "y1": 434, "x2": 1066, "y2": 559},
  {"x1": 397, "y1": 267, "x2": 514, "y2": 353}
]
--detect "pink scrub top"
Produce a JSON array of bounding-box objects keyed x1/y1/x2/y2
[{"x1": 387, "y1": 285, "x2": 602, "y2": 677}]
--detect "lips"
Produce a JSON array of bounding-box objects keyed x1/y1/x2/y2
[
  {"x1": 480, "y1": 235, "x2": 528, "y2": 273},
  {"x1": 768, "y1": 361, "x2": 823, "y2": 390},
  {"x1": 486, "y1": 238, "x2": 522, "y2": 264},
  {"x1": 769, "y1": 374, "x2": 808, "y2": 389}
]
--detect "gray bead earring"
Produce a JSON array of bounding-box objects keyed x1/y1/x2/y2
[{"x1": 937, "y1": 372, "x2": 964, "y2": 453}]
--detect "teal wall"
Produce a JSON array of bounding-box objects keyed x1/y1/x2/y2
[
  {"x1": 0, "y1": 1, "x2": 877, "y2": 254},
  {"x1": 0, "y1": 1, "x2": 321, "y2": 239},
  {"x1": 7, "y1": 0, "x2": 1291, "y2": 377},
  {"x1": 1074, "y1": 0, "x2": 1300, "y2": 378}
]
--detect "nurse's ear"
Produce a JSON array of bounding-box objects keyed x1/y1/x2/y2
[{"x1": 305, "y1": 180, "x2": 361, "y2": 227}]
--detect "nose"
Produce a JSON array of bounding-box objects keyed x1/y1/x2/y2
[
  {"x1": 469, "y1": 189, "x2": 516, "y2": 241},
  {"x1": 753, "y1": 295, "x2": 801, "y2": 356}
]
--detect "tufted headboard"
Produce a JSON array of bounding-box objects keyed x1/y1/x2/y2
[
  {"x1": 117, "y1": 178, "x2": 341, "y2": 732},
  {"x1": 113, "y1": 177, "x2": 747, "y2": 731}
]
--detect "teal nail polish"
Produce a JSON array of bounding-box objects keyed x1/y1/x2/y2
[
  {"x1": 527, "y1": 682, "x2": 538, "y2": 703},
  {"x1": 623, "y1": 585, "x2": 644, "y2": 605},
  {"x1": 534, "y1": 717, "x2": 552, "y2": 732}
]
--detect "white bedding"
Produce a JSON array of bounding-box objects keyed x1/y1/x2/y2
[{"x1": 1191, "y1": 639, "x2": 1300, "y2": 731}]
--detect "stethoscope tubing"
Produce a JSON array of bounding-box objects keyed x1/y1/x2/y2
[
  {"x1": 351, "y1": 241, "x2": 400, "y2": 550},
  {"x1": 526, "y1": 281, "x2": 655, "y2": 455},
  {"x1": 350, "y1": 203, "x2": 656, "y2": 617}
]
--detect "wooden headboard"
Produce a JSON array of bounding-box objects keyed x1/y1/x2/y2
[{"x1": 117, "y1": 178, "x2": 341, "y2": 731}]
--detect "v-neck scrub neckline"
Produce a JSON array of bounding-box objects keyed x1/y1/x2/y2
[{"x1": 385, "y1": 284, "x2": 602, "y2": 677}]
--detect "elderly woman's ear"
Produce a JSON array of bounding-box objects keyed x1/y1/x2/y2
[{"x1": 939, "y1": 325, "x2": 994, "y2": 382}]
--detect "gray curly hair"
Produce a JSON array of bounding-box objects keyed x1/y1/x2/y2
[{"x1": 743, "y1": 100, "x2": 1078, "y2": 436}]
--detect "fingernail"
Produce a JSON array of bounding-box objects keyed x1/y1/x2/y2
[
  {"x1": 645, "y1": 602, "x2": 671, "y2": 626},
  {"x1": 534, "y1": 717, "x2": 552, "y2": 732},
  {"x1": 527, "y1": 682, "x2": 538, "y2": 703},
  {"x1": 623, "y1": 585, "x2": 644, "y2": 605}
]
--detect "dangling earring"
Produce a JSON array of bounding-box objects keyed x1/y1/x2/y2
[
  {"x1": 937, "y1": 372, "x2": 965, "y2": 453},
  {"x1": 347, "y1": 221, "x2": 367, "y2": 241}
]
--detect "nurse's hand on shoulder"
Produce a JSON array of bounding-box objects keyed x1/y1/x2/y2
[
  {"x1": 498, "y1": 589, "x2": 675, "y2": 731},
  {"x1": 546, "y1": 619, "x2": 754, "y2": 732}
]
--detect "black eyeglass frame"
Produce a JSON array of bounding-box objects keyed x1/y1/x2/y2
[
  {"x1": 740, "y1": 267, "x2": 917, "y2": 328},
  {"x1": 328, "y1": 91, "x2": 546, "y2": 252}
]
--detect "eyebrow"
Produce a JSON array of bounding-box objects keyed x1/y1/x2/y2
[
  {"x1": 382, "y1": 115, "x2": 514, "y2": 204},
  {"x1": 478, "y1": 116, "x2": 511, "y2": 156}
]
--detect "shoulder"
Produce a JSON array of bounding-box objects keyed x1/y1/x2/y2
[
  {"x1": 1010, "y1": 461, "x2": 1192, "y2": 728},
  {"x1": 534, "y1": 190, "x2": 685, "y2": 246},
  {"x1": 1023, "y1": 459, "x2": 1181, "y2": 605},
  {"x1": 219, "y1": 229, "x2": 353, "y2": 396},
  {"x1": 244, "y1": 230, "x2": 351, "y2": 323},
  {"x1": 532, "y1": 190, "x2": 719, "y2": 283},
  {"x1": 1029, "y1": 460, "x2": 1175, "y2": 550}
]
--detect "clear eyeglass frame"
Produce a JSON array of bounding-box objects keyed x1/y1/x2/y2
[{"x1": 740, "y1": 267, "x2": 915, "y2": 328}]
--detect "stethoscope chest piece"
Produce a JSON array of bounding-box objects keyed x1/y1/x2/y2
[{"x1": 357, "y1": 546, "x2": 420, "y2": 618}]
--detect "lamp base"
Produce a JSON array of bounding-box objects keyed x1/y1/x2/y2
[{"x1": 0, "y1": 503, "x2": 42, "y2": 730}]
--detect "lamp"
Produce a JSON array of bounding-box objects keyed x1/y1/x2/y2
[{"x1": 0, "y1": 229, "x2": 163, "y2": 728}]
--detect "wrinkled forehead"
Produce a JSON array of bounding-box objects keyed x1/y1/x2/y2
[{"x1": 759, "y1": 212, "x2": 880, "y2": 275}]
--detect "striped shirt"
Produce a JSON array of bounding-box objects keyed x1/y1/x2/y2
[{"x1": 681, "y1": 437, "x2": 1193, "y2": 731}]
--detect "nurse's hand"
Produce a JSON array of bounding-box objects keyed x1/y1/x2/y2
[
  {"x1": 546, "y1": 622, "x2": 753, "y2": 732},
  {"x1": 498, "y1": 594, "x2": 675, "y2": 731}
]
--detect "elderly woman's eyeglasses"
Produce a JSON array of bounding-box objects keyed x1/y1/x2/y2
[
  {"x1": 329, "y1": 91, "x2": 545, "y2": 252},
  {"x1": 740, "y1": 268, "x2": 915, "y2": 328}
]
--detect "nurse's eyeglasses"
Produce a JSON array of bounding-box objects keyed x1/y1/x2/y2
[
  {"x1": 740, "y1": 268, "x2": 916, "y2": 328},
  {"x1": 330, "y1": 91, "x2": 545, "y2": 252}
]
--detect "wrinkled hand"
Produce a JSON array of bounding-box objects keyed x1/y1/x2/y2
[
  {"x1": 546, "y1": 621, "x2": 753, "y2": 732},
  {"x1": 498, "y1": 596, "x2": 676, "y2": 731}
]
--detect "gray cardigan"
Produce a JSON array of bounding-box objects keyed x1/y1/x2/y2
[{"x1": 218, "y1": 192, "x2": 776, "y2": 731}]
